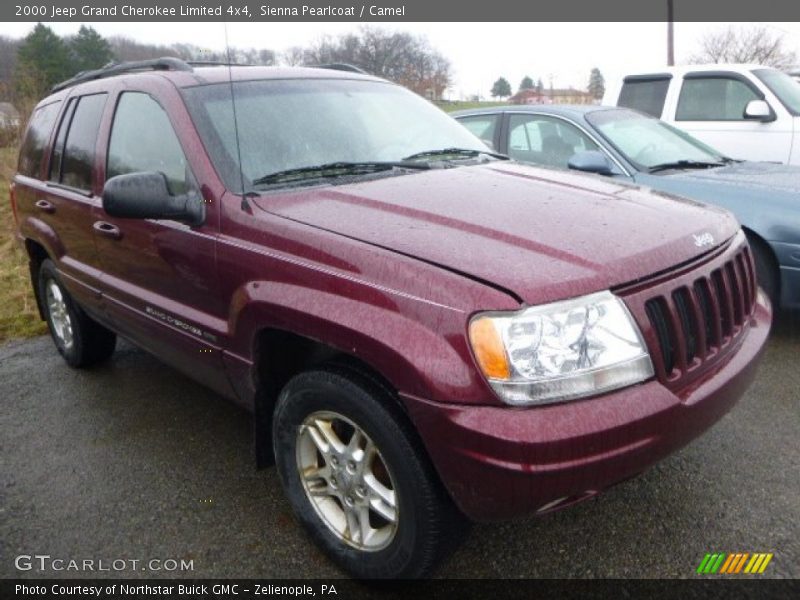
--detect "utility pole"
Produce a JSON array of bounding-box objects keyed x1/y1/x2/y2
[{"x1": 667, "y1": 0, "x2": 675, "y2": 66}]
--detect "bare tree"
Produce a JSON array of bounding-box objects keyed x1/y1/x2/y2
[
  {"x1": 298, "y1": 27, "x2": 452, "y2": 99},
  {"x1": 0, "y1": 35, "x2": 20, "y2": 93},
  {"x1": 691, "y1": 25, "x2": 797, "y2": 69},
  {"x1": 108, "y1": 37, "x2": 275, "y2": 66},
  {"x1": 281, "y1": 46, "x2": 306, "y2": 66}
]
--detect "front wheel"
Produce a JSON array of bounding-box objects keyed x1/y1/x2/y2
[
  {"x1": 272, "y1": 368, "x2": 463, "y2": 578},
  {"x1": 746, "y1": 236, "x2": 779, "y2": 308}
]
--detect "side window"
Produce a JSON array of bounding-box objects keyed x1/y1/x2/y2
[
  {"x1": 676, "y1": 76, "x2": 760, "y2": 121},
  {"x1": 509, "y1": 119, "x2": 542, "y2": 153},
  {"x1": 17, "y1": 101, "x2": 61, "y2": 178},
  {"x1": 48, "y1": 98, "x2": 76, "y2": 182},
  {"x1": 58, "y1": 93, "x2": 107, "y2": 191},
  {"x1": 508, "y1": 114, "x2": 598, "y2": 168},
  {"x1": 107, "y1": 92, "x2": 190, "y2": 195},
  {"x1": 458, "y1": 114, "x2": 499, "y2": 148},
  {"x1": 618, "y1": 78, "x2": 670, "y2": 117}
]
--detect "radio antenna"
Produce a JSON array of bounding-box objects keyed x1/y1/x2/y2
[{"x1": 224, "y1": 23, "x2": 251, "y2": 212}]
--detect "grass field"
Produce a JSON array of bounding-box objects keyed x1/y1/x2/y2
[
  {"x1": 1, "y1": 145, "x2": 46, "y2": 342},
  {"x1": 436, "y1": 100, "x2": 508, "y2": 113}
]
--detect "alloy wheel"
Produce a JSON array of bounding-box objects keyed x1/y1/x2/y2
[
  {"x1": 46, "y1": 279, "x2": 74, "y2": 350},
  {"x1": 296, "y1": 410, "x2": 399, "y2": 551}
]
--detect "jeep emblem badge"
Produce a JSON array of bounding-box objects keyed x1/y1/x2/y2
[{"x1": 693, "y1": 232, "x2": 715, "y2": 248}]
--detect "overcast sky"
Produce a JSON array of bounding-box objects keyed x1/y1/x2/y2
[{"x1": 2, "y1": 21, "x2": 799, "y2": 98}]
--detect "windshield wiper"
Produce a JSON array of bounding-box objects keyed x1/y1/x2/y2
[
  {"x1": 252, "y1": 161, "x2": 431, "y2": 186},
  {"x1": 402, "y1": 147, "x2": 509, "y2": 161},
  {"x1": 648, "y1": 159, "x2": 727, "y2": 173}
]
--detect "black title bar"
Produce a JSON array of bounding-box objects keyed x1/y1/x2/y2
[
  {"x1": 4, "y1": 0, "x2": 800, "y2": 22},
  {"x1": 3, "y1": 579, "x2": 798, "y2": 600}
]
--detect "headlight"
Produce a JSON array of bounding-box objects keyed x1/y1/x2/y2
[{"x1": 469, "y1": 291, "x2": 654, "y2": 406}]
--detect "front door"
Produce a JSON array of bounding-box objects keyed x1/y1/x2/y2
[
  {"x1": 93, "y1": 90, "x2": 231, "y2": 396},
  {"x1": 673, "y1": 72, "x2": 793, "y2": 163}
]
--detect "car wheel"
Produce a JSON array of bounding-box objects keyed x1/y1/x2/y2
[
  {"x1": 746, "y1": 236, "x2": 779, "y2": 307},
  {"x1": 38, "y1": 259, "x2": 116, "y2": 368},
  {"x1": 272, "y1": 367, "x2": 463, "y2": 578}
]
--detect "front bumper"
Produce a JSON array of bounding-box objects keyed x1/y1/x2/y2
[{"x1": 402, "y1": 294, "x2": 771, "y2": 521}]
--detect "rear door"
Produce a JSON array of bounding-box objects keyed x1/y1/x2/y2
[
  {"x1": 27, "y1": 93, "x2": 108, "y2": 313},
  {"x1": 93, "y1": 86, "x2": 233, "y2": 396}
]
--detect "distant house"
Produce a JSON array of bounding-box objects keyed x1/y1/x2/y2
[
  {"x1": 509, "y1": 88, "x2": 596, "y2": 105},
  {"x1": 0, "y1": 103, "x2": 20, "y2": 128}
]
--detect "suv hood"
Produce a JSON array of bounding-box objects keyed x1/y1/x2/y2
[{"x1": 254, "y1": 163, "x2": 739, "y2": 305}]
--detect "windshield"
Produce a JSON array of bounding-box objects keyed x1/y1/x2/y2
[
  {"x1": 183, "y1": 78, "x2": 487, "y2": 191},
  {"x1": 586, "y1": 108, "x2": 726, "y2": 169},
  {"x1": 753, "y1": 68, "x2": 800, "y2": 116}
]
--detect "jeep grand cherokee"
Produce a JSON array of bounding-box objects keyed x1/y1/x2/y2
[{"x1": 10, "y1": 59, "x2": 771, "y2": 578}]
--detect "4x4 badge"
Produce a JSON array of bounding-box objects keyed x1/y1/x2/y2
[{"x1": 693, "y1": 232, "x2": 715, "y2": 247}]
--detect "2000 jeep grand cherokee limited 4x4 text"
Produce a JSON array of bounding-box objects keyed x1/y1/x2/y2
[{"x1": 10, "y1": 59, "x2": 771, "y2": 578}]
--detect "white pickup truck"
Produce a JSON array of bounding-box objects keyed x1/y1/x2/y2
[{"x1": 603, "y1": 64, "x2": 800, "y2": 165}]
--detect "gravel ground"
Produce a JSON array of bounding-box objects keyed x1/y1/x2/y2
[{"x1": 1, "y1": 313, "x2": 798, "y2": 580}]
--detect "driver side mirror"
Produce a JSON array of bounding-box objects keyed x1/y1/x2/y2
[
  {"x1": 743, "y1": 99, "x2": 775, "y2": 122},
  {"x1": 567, "y1": 150, "x2": 614, "y2": 176},
  {"x1": 102, "y1": 172, "x2": 205, "y2": 227}
]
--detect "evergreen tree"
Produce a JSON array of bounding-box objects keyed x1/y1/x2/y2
[
  {"x1": 490, "y1": 77, "x2": 512, "y2": 98},
  {"x1": 16, "y1": 24, "x2": 71, "y2": 95},
  {"x1": 69, "y1": 25, "x2": 114, "y2": 73},
  {"x1": 536, "y1": 78, "x2": 544, "y2": 92},
  {"x1": 588, "y1": 67, "x2": 606, "y2": 100},
  {"x1": 519, "y1": 75, "x2": 534, "y2": 92}
]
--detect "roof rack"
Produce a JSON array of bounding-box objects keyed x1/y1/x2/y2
[
  {"x1": 51, "y1": 57, "x2": 193, "y2": 93},
  {"x1": 186, "y1": 60, "x2": 256, "y2": 68},
  {"x1": 314, "y1": 63, "x2": 368, "y2": 75}
]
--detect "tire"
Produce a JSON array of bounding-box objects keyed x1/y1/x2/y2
[
  {"x1": 747, "y1": 235, "x2": 779, "y2": 307},
  {"x1": 272, "y1": 367, "x2": 464, "y2": 579},
  {"x1": 38, "y1": 259, "x2": 116, "y2": 368}
]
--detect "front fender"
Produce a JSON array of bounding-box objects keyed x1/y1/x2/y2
[{"x1": 227, "y1": 281, "x2": 495, "y2": 405}]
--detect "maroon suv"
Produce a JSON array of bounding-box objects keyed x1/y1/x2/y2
[{"x1": 11, "y1": 59, "x2": 771, "y2": 578}]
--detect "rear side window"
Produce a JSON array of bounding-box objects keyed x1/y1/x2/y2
[
  {"x1": 17, "y1": 101, "x2": 61, "y2": 178},
  {"x1": 107, "y1": 92, "x2": 190, "y2": 195},
  {"x1": 48, "y1": 93, "x2": 107, "y2": 191},
  {"x1": 676, "y1": 76, "x2": 760, "y2": 121},
  {"x1": 458, "y1": 114, "x2": 499, "y2": 148},
  {"x1": 61, "y1": 94, "x2": 107, "y2": 191},
  {"x1": 48, "y1": 98, "x2": 76, "y2": 182},
  {"x1": 617, "y1": 78, "x2": 670, "y2": 117}
]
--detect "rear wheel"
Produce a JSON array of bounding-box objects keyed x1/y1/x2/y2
[
  {"x1": 38, "y1": 259, "x2": 116, "y2": 368},
  {"x1": 272, "y1": 368, "x2": 463, "y2": 578}
]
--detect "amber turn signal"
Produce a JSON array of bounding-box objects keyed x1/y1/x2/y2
[{"x1": 468, "y1": 317, "x2": 511, "y2": 380}]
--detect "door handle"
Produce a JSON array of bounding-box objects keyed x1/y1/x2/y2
[
  {"x1": 35, "y1": 199, "x2": 55, "y2": 213},
  {"x1": 93, "y1": 221, "x2": 122, "y2": 240}
]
